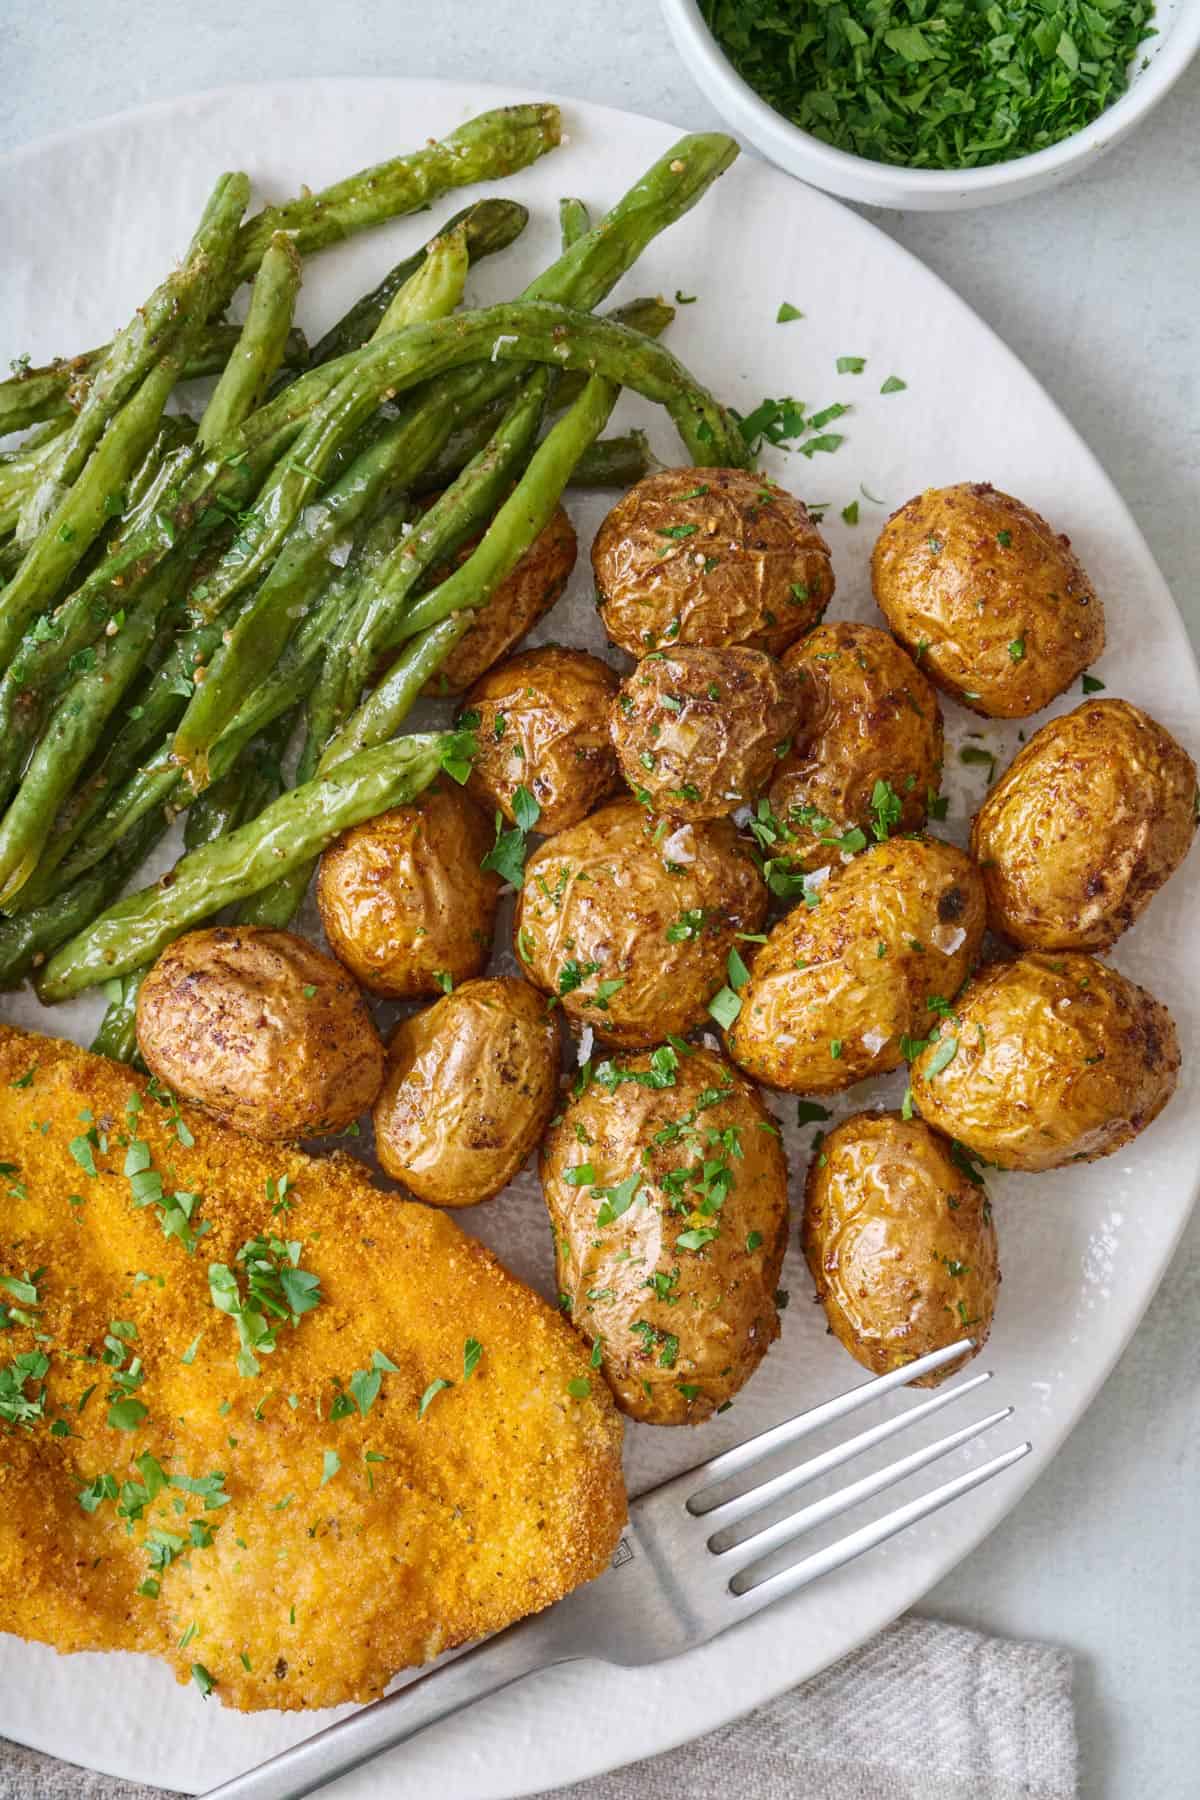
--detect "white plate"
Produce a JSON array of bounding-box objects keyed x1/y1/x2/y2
[{"x1": 2, "y1": 77, "x2": 1198, "y2": 1800}]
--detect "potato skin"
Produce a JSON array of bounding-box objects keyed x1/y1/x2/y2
[
  {"x1": 423, "y1": 503, "x2": 578, "y2": 696},
  {"x1": 317, "y1": 782, "x2": 500, "y2": 999},
  {"x1": 541, "y1": 1046, "x2": 789, "y2": 1423},
  {"x1": 461, "y1": 645, "x2": 620, "y2": 835},
  {"x1": 515, "y1": 797, "x2": 767, "y2": 1048},
  {"x1": 768, "y1": 622, "x2": 944, "y2": 873},
  {"x1": 727, "y1": 837, "x2": 986, "y2": 1094},
  {"x1": 136, "y1": 926, "x2": 384, "y2": 1140},
  {"x1": 971, "y1": 698, "x2": 1198, "y2": 951},
  {"x1": 373, "y1": 978, "x2": 560, "y2": 1207},
  {"x1": 592, "y1": 467, "x2": 834, "y2": 659},
  {"x1": 911, "y1": 953, "x2": 1180, "y2": 1171},
  {"x1": 871, "y1": 483, "x2": 1104, "y2": 718},
  {"x1": 610, "y1": 645, "x2": 805, "y2": 821},
  {"x1": 803, "y1": 1113, "x2": 997, "y2": 1385}
]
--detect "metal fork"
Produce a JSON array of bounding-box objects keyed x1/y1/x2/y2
[{"x1": 206, "y1": 1338, "x2": 1029, "y2": 1799}]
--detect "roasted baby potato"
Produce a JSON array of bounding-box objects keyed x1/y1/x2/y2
[
  {"x1": 610, "y1": 645, "x2": 805, "y2": 821},
  {"x1": 592, "y1": 467, "x2": 834, "y2": 659},
  {"x1": 136, "y1": 926, "x2": 384, "y2": 1140},
  {"x1": 515, "y1": 796, "x2": 767, "y2": 1048},
  {"x1": 423, "y1": 503, "x2": 578, "y2": 696},
  {"x1": 727, "y1": 837, "x2": 986, "y2": 1094},
  {"x1": 767, "y1": 622, "x2": 944, "y2": 873},
  {"x1": 542, "y1": 1044, "x2": 789, "y2": 1423},
  {"x1": 317, "y1": 782, "x2": 500, "y2": 999},
  {"x1": 461, "y1": 645, "x2": 620, "y2": 835},
  {"x1": 971, "y1": 697, "x2": 1198, "y2": 951},
  {"x1": 871, "y1": 482, "x2": 1105, "y2": 718},
  {"x1": 373, "y1": 978, "x2": 560, "y2": 1206},
  {"x1": 910, "y1": 953, "x2": 1180, "y2": 1170},
  {"x1": 803, "y1": 1112, "x2": 999, "y2": 1384}
]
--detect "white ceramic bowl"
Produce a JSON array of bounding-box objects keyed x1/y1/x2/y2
[{"x1": 661, "y1": 0, "x2": 1200, "y2": 209}]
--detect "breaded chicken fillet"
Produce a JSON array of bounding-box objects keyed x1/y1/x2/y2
[{"x1": 0, "y1": 1025, "x2": 625, "y2": 1711}]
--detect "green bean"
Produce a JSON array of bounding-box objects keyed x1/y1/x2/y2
[
  {"x1": 0, "y1": 325, "x2": 308, "y2": 442},
  {"x1": 411, "y1": 295, "x2": 675, "y2": 493},
  {"x1": 323, "y1": 372, "x2": 618, "y2": 769},
  {"x1": 90, "y1": 973, "x2": 144, "y2": 1062},
  {"x1": 0, "y1": 805, "x2": 168, "y2": 991},
  {"x1": 123, "y1": 417, "x2": 199, "y2": 517},
  {"x1": 369, "y1": 223, "x2": 469, "y2": 340},
  {"x1": 16, "y1": 173, "x2": 251, "y2": 546},
  {"x1": 0, "y1": 554, "x2": 187, "y2": 903},
  {"x1": 12, "y1": 504, "x2": 409, "y2": 912},
  {"x1": 569, "y1": 429, "x2": 657, "y2": 487},
  {"x1": 238, "y1": 367, "x2": 554, "y2": 935},
  {"x1": 228, "y1": 106, "x2": 560, "y2": 289},
  {"x1": 90, "y1": 708, "x2": 298, "y2": 1060},
  {"x1": 305, "y1": 198, "x2": 528, "y2": 369},
  {"x1": 170, "y1": 226, "x2": 470, "y2": 784},
  {"x1": 197, "y1": 234, "x2": 303, "y2": 450},
  {"x1": 319, "y1": 368, "x2": 551, "y2": 741},
  {"x1": 0, "y1": 175, "x2": 249, "y2": 670},
  {"x1": 559, "y1": 197, "x2": 591, "y2": 249},
  {"x1": 0, "y1": 420, "x2": 72, "y2": 509},
  {"x1": 38, "y1": 733, "x2": 456, "y2": 1001}
]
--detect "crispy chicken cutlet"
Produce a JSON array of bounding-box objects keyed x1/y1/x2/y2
[{"x1": 0, "y1": 1025, "x2": 625, "y2": 1711}]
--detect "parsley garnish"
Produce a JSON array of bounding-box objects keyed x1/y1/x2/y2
[
  {"x1": 208, "y1": 1236, "x2": 322, "y2": 1377},
  {"x1": 417, "y1": 1378, "x2": 452, "y2": 1420}
]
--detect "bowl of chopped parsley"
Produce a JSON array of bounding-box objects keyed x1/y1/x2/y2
[{"x1": 662, "y1": 0, "x2": 1199, "y2": 207}]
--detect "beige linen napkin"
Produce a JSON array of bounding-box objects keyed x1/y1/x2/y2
[{"x1": 0, "y1": 1616, "x2": 1077, "y2": 1800}]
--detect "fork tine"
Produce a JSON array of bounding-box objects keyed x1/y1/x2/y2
[
  {"x1": 703, "y1": 1370, "x2": 995, "y2": 1541},
  {"x1": 685, "y1": 1339, "x2": 975, "y2": 1509},
  {"x1": 727, "y1": 1439, "x2": 1032, "y2": 1610},
  {"x1": 719, "y1": 1404, "x2": 1013, "y2": 1567}
]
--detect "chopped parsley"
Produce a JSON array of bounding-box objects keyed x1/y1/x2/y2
[
  {"x1": 870, "y1": 777, "x2": 903, "y2": 841},
  {"x1": 776, "y1": 301, "x2": 804, "y2": 323},
  {"x1": 481, "y1": 787, "x2": 540, "y2": 885},
  {"x1": 417, "y1": 1378, "x2": 452, "y2": 1420},
  {"x1": 701, "y1": 0, "x2": 1155, "y2": 170},
  {"x1": 208, "y1": 1236, "x2": 322, "y2": 1377},
  {"x1": 707, "y1": 985, "x2": 742, "y2": 1030}
]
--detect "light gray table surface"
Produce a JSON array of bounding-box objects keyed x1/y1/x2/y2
[{"x1": 5, "y1": 6, "x2": 1199, "y2": 1798}]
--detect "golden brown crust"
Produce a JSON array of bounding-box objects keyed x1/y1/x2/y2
[
  {"x1": 423, "y1": 503, "x2": 578, "y2": 696},
  {"x1": 374, "y1": 978, "x2": 560, "y2": 1207},
  {"x1": 317, "y1": 782, "x2": 500, "y2": 999},
  {"x1": 0, "y1": 1024, "x2": 625, "y2": 1711},
  {"x1": 727, "y1": 837, "x2": 986, "y2": 1094},
  {"x1": 870, "y1": 482, "x2": 1105, "y2": 718},
  {"x1": 910, "y1": 953, "x2": 1180, "y2": 1171},
  {"x1": 768, "y1": 622, "x2": 944, "y2": 873},
  {"x1": 136, "y1": 926, "x2": 384, "y2": 1140},
  {"x1": 802, "y1": 1111, "x2": 998, "y2": 1386},
  {"x1": 462, "y1": 645, "x2": 620, "y2": 835},
  {"x1": 592, "y1": 467, "x2": 834, "y2": 659},
  {"x1": 971, "y1": 698, "x2": 1198, "y2": 951},
  {"x1": 541, "y1": 1046, "x2": 789, "y2": 1423},
  {"x1": 515, "y1": 796, "x2": 768, "y2": 1048},
  {"x1": 610, "y1": 645, "x2": 805, "y2": 821}
]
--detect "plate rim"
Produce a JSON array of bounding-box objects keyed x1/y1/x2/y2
[{"x1": 2, "y1": 72, "x2": 1198, "y2": 1797}]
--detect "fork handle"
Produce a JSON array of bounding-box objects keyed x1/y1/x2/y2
[{"x1": 202, "y1": 1617, "x2": 569, "y2": 1800}]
